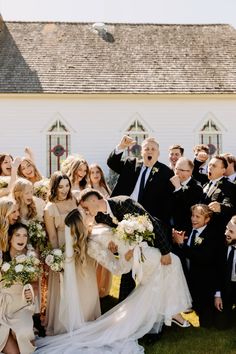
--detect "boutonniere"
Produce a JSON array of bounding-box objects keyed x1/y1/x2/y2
[
  {"x1": 182, "y1": 185, "x2": 189, "y2": 191},
  {"x1": 111, "y1": 216, "x2": 119, "y2": 225},
  {"x1": 194, "y1": 236, "x2": 204, "y2": 246},
  {"x1": 214, "y1": 188, "x2": 221, "y2": 194},
  {"x1": 216, "y1": 180, "x2": 223, "y2": 187},
  {"x1": 152, "y1": 167, "x2": 159, "y2": 175}
]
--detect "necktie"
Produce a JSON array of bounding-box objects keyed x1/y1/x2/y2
[
  {"x1": 227, "y1": 247, "x2": 235, "y2": 281},
  {"x1": 205, "y1": 181, "x2": 213, "y2": 193},
  {"x1": 190, "y1": 229, "x2": 198, "y2": 247},
  {"x1": 138, "y1": 167, "x2": 148, "y2": 203}
]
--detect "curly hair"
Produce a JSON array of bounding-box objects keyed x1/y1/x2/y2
[
  {"x1": 0, "y1": 197, "x2": 16, "y2": 251},
  {"x1": 65, "y1": 209, "x2": 88, "y2": 272},
  {"x1": 18, "y1": 158, "x2": 42, "y2": 183},
  {"x1": 12, "y1": 178, "x2": 37, "y2": 220}
]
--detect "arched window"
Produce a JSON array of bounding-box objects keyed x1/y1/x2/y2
[
  {"x1": 199, "y1": 119, "x2": 222, "y2": 155},
  {"x1": 124, "y1": 119, "x2": 149, "y2": 158},
  {"x1": 47, "y1": 120, "x2": 70, "y2": 176}
]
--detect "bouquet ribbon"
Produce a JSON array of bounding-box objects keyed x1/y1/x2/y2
[
  {"x1": 22, "y1": 283, "x2": 34, "y2": 304},
  {"x1": 132, "y1": 241, "x2": 148, "y2": 283}
]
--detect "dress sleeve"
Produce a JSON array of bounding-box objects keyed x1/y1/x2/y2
[{"x1": 87, "y1": 239, "x2": 132, "y2": 275}]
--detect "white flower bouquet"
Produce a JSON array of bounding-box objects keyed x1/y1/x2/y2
[
  {"x1": 0, "y1": 251, "x2": 41, "y2": 288},
  {"x1": 28, "y1": 219, "x2": 47, "y2": 252},
  {"x1": 114, "y1": 213, "x2": 155, "y2": 247},
  {"x1": 34, "y1": 178, "x2": 49, "y2": 201},
  {"x1": 43, "y1": 248, "x2": 65, "y2": 272}
]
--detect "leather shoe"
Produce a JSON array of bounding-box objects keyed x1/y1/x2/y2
[{"x1": 171, "y1": 319, "x2": 191, "y2": 328}]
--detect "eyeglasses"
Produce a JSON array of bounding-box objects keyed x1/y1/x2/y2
[{"x1": 175, "y1": 168, "x2": 191, "y2": 172}]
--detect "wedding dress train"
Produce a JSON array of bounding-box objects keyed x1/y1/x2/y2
[{"x1": 36, "y1": 225, "x2": 192, "y2": 354}]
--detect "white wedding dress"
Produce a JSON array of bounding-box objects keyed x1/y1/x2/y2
[{"x1": 36, "y1": 225, "x2": 192, "y2": 354}]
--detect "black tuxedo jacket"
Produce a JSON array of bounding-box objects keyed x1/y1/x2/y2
[
  {"x1": 216, "y1": 245, "x2": 236, "y2": 299},
  {"x1": 171, "y1": 177, "x2": 203, "y2": 233},
  {"x1": 107, "y1": 150, "x2": 174, "y2": 223},
  {"x1": 200, "y1": 177, "x2": 236, "y2": 234},
  {"x1": 175, "y1": 222, "x2": 220, "y2": 309},
  {"x1": 192, "y1": 158, "x2": 209, "y2": 186},
  {"x1": 95, "y1": 196, "x2": 171, "y2": 255}
]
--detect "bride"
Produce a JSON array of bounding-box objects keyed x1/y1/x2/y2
[{"x1": 36, "y1": 208, "x2": 192, "y2": 354}]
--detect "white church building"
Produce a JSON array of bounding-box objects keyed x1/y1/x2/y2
[{"x1": 0, "y1": 16, "x2": 236, "y2": 177}]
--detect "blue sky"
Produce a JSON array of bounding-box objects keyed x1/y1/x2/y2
[{"x1": 0, "y1": 0, "x2": 236, "y2": 27}]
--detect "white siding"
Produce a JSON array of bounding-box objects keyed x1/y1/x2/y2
[{"x1": 0, "y1": 95, "x2": 235, "y2": 177}]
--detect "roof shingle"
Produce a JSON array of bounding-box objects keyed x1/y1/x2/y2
[{"x1": 0, "y1": 19, "x2": 236, "y2": 94}]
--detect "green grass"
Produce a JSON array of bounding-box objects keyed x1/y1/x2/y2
[{"x1": 108, "y1": 276, "x2": 236, "y2": 354}]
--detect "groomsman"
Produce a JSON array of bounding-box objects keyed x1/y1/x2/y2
[
  {"x1": 79, "y1": 188, "x2": 171, "y2": 301},
  {"x1": 215, "y1": 216, "x2": 236, "y2": 329},
  {"x1": 173, "y1": 204, "x2": 220, "y2": 327},
  {"x1": 170, "y1": 157, "x2": 203, "y2": 233},
  {"x1": 107, "y1": 135, "x2": 174, "y2": 225},
  {"x1": 223, "y1": 153, "x2": 236, "y2": 183},
  {"x1": 168, "y1": 144, "x2": 184, "y2": 170},
  {"x1": 200, "y1": 155, "x2": 236, "y2": 239}
]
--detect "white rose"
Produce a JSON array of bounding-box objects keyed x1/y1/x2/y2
[
  {"x1": 27, "y1": 251, "x2": 37, "y2": 257},
  {"x1": 51, "y1": 263, "x2": 60, "y2": 272},
  {"x1": 15, "y1": 254, "x2": 27, "y2": 263},
  {"x1": 52, "y1": 249, "x2": 62, "y2": 256},
  {"x1": 45, "y1": 254, "x2": 54, "y2": 266},
  {"x1": 33, "y1": 258, "x2": 40, "y2": 265},
  {"x1": 147, "y1": 223, "x2": 153, "y2": 232},
  {"x1": 1, "y1": 262, "x2": 10, "y2": 272},
  {"x1": 15, "y1": 264, "x2": 24, "y2": 273},
  {"x1": 37, "y1": 224, "x2": 42, "y2": 230}
]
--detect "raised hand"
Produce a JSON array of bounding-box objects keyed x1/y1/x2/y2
[
  {"x1": 11, "y1": 156, "x2": 22, "y2": 169},
  {"x1": 118, "y1": 135, "x2": 136, "y2": 150}
]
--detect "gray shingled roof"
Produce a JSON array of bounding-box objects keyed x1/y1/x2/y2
[{"x1": 0, "y1": 19, "x2": 236, "y2": 94}]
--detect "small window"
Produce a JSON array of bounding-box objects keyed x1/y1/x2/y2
[
  {"x1": 199, "y1": 119, "x2": 222, "y2": 155},
  {"x1": 47, "y1": 120, "x2": 70, "y2": 176},
  {"x1": 124, "y1": 119, "x2": 149, "y2": 158}
]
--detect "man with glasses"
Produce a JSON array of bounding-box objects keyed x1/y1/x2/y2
[{"x1": 170, "y1": 157, "x2": 203, "y2": 233}]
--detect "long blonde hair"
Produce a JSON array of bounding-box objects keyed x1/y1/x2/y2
[
  {"x1": 65, "y1": 209, "x2": 88, "y2": 270},
  {"x1": 18, "y1": 158, "x2": 42, "y2": 183},
  {"x1": 0, "y1": 197, "x2": 16, "y2": 251},
  {"x1": 12, "y1": 178, "x2": 37, "y2": 220}
]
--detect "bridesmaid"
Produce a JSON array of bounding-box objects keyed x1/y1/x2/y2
[
  {"x1": 0, "y1": 223, "x2": 36, "y2": 354},
  {"x1": 89, "y1": 164, "x2": 112, "y2": 298},
  {"x1": 0, "y1": 156, "x2": 21, "y2": 198},
  {"x1": 0, "y1": 197, "x2": 20, "y2": 253},
  {"x1": 44, "y1": 171, "x2": 78, "y2": 335},
  {"x1": 12, "y1": 178, "x2": 45, "y2": 224},
  {"x1": 18, "y1": 158, "x2": 42, "y2": 184},
  {"x1": 61, "y1": 155, "x2": 89, "y2": 198},
  {"x1": 89, "y1": 164, "x2": 111, "y2": 199}
]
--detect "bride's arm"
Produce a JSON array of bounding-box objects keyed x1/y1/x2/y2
[{"x1": 88, "y1": 239, "x2": 132, "y2": 276}]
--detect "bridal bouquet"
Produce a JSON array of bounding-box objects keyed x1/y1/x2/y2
[
  {"x1": 43, "y1": 247, "x2": 65, "y2": 272},
  {"x1": 0, "y1": 251, "x2": 41, "y2": 288},
  {"x1": 28, "y1": 219, "x2": 47, "y2": 252},
  {"x1": 115, "y1": 213, "x2": 155, "y2": 247}
]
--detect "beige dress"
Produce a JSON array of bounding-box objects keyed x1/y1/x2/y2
[
  {"x1": 45, "y1": 202, "x2": 100, "y2": 336},
  {"x1": 0, "y1": 284, "x2": 35, "y2": 354}
]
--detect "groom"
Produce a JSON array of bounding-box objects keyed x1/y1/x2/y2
[{"x1": 79, "y1": 188, "x2": 172, "y2": 301}]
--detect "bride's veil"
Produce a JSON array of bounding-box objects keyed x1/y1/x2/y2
[{"x1": 58, "y1": 225, "x2": 84, "y2": 334}]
